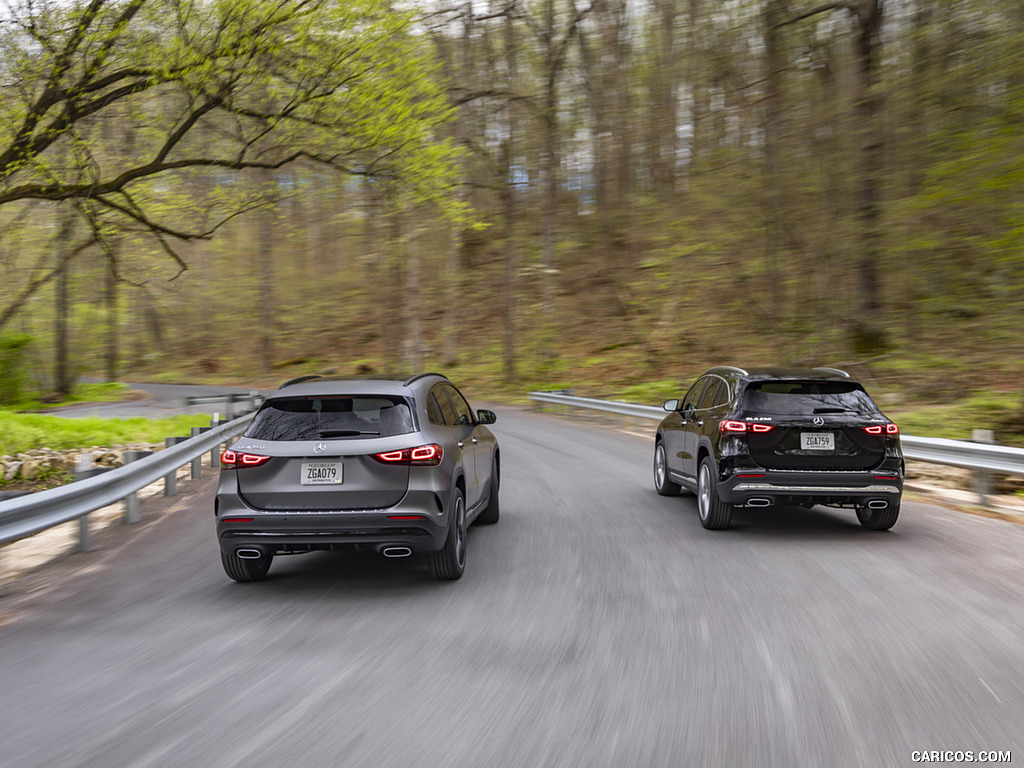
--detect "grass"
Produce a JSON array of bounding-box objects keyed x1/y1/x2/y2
[
  {"x1": 0, "y1": 411, "x2": 215, "y2": 458},
  {"x1": 11, "y1": 381, "x2": 134, "y2": 411},
  {"x1": 887, "y1": 391, "x2": 1024, "y2": 445}
]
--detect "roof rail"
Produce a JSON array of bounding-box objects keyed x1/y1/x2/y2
[
  {"x1": 402, "y1": 372, "x2": 449, "y2": 387},
  {"x1": 814, "y1": 367, "x2": 851, "y2": 378},
  {"x1": 278, "y1": 374, "x2": 323, "y2": 389},
  {"x1": 716, "y1": 365, "x2": 748, "y2": 376}
]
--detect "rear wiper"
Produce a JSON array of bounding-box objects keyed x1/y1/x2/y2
[
  {"x1": 812, "y1": 408, "x2": 848, "y2": 414},
  {"x1": 318, "y1": 429, "x2": 380, "y2": 438}
]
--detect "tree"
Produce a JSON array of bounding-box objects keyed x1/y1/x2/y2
[{"x1": 0, "y1": 0, "x2": 466, "y2": 334}]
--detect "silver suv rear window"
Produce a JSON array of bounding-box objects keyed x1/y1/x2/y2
[
  {"x1": 741, "y1": 381, "x2": 881, "y2": 418},
  {"x1": 246, "y1": 396, "x2": 415, "y2": 441}
]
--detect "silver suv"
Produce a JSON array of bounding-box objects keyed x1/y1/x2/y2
[{"x1": 215, "y1": 373, "x2": 499, "y2": 581}]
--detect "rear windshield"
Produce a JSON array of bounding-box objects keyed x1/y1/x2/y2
[
  {"x1": 245, "y1": 396, "x2": 415, "y2": 441},
  {"x1": 740, "y1": 381, "x2": 881, "y2": 418}
]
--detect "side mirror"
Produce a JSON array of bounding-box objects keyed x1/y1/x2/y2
[
  {"x1": 476, "y1": 409, "x2": 497, "y2": 425},
  {"x1": 663, "y1": 399, "x2": 680, "y2": 412}
]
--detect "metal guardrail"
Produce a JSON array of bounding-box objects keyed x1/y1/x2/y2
[
  {"x1": 528, "y1": 391, "x2": 1024, "y2": 498},
  {"x1": 185, "y1": 392, "x2": 263, "y2": 418},
  {"x1": 0, "y1": 413, "x2": 253, "y2": 551}
]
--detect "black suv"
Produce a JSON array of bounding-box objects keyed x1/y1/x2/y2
[{"x1": 653, "y1": 367, "x2": 904, "y2": 530}]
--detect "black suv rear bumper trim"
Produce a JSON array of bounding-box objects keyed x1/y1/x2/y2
[{"x1": 718, "y1": 470, "x2": 903, "y2": 507}]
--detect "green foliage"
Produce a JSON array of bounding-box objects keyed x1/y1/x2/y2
[
  {"x1": 614, "y1": 380, "x2": 687, "y2": 406},
  {"x1": 887, "y1": 392, "x2": 1023, "y2": 445},
  {"x1": 0, "y1": 412, "x2": 214, "y2": 457},
  {"x1": 14, "y1": 382, "x2": 131, "y2": 411},
  {"x1": 0, "y1": 0, "x2": 469, "y2": 336},
  {"x1": 0, "y1": 333, "x2": 33, "y2": 406}
]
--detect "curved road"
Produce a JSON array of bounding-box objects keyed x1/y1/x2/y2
[
  {"x1": 53, "y1": 382, "x2": 268, "y2": 419},
  {"x1": 1, "y1": 408, "x2": 1021, "y2": 767}
]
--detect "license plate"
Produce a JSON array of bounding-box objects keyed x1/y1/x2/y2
[
  {"x1": 301, "y1": 462, "x2": 343, "y2": 485},
  {"x1": 800, "y1": 432, "x2": 835, "y2": 451}
]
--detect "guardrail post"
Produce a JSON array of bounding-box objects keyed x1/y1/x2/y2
[
  {"x1": 72, "y1": 455, "x2": 94, "y2": 551},
  {"x1": 972, "y1": 429, "x2": 995, "y2": 507},
  {"x1": 164, "y1": 437, "x2": 191, "y2": 495},
  {"x1": 123, "y1": 450, "x2": 148, "y2": 524},
  {"x1": 209, "y1": 414, "x2": 221, "y2": 467},
  {"x1": 190, "y1": 427, "x2": 203, "y2": 479}
]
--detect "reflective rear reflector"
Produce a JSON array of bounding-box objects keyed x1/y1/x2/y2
[
  {"x1": 388, "y1": 515, "x2": 426, "y2": 520},
  {"x1": 222, "y1": 517, "x2": 254, "y2": 523}
]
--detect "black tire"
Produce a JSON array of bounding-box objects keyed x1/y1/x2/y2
[
  {"x1": 654, "y1": 441, "x2": 682, "y2": 496},
  {"x1": 221, "y1": 549, "x2": 273, "y2": 582},
  {"x1": 697, "y1": 456, "x2": 733, "y2": 530},
  {"x1": 856, "y1": 501, "x2": 900, "y2": 531},
  {"x1": 429, "y1": 489, "x2": 467, "y2": 580},
  {"x1": 475, "y1": 458, "x2": 500, "y2": 525}
]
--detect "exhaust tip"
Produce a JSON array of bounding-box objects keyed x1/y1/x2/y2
[
  {"x1": 381, "y1": 546, "x2": 413, "y2": 558},
  {"x1": 746, "y1": 498, "x2": 772, "y2": 507},
  {"x1": 868, "y1": 500, "x2": 889, "y2": 510},
  {"x1": 236, "y1": 548, "x2": 264, "y2": 560}
]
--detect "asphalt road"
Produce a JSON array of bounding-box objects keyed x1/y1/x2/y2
[
  {"x1": 52, "y1": 382, "x2": 267, "y2": 419},
  {"x1": 1, "y1": 407, "x2": 1021, "y2": 768}
]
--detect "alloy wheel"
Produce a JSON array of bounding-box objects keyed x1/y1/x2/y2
[
  {"x1": 454, "y1": 495, "x2": 466, "y2": 568},
  {"x1": 655, "y1": 445, "x2": 667, "y2": 488},
  {"x1": 698, "y1": 463, "x2": 711, "y2": 520}
]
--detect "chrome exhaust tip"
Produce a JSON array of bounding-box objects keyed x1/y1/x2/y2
[
  {"x1": 236, "y1": 548, "x2": 264, "y2": 560},
  {"x1": 868, "y1": 500, "x2": 889, "y2": 510},
  {"x1": 381, "y1": 546, "x2": 413, "y2": 558},
  {"x1": 746, "y1": 498, "x2": 772, "y2": 507}
]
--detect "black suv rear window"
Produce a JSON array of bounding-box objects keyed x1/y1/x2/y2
[
  {"x1": 245, "y1": 396, "x2": 415, "y2": 441},
  {"x1": 740, "y1": 381, "x2": 881, "y2": 418}
]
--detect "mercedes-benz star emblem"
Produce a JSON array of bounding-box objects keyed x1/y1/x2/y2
[
  {"x1": 314, "y1": 442, "x2": 327, "y2": 454},
  {"x1": 813, "y1": 417, "x2": 825, "y2": 426}
]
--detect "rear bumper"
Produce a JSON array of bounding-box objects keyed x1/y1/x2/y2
[
  {"x1": 718, "y1": 469, "x2": 903, "y2": 508},
  {"x1": 215, "y1": 489, "x2": 450, "y2": 554}
]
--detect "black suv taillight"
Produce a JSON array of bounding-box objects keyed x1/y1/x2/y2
[
  {"x1": 720, "y1": 421, "x2": 776, "y2": 434},
  {"x1": 863, "y1": 424, "x2": 899, "y2": 435}
]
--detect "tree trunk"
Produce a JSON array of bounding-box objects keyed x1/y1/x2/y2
[
  {"x1": 540, "y1": 0, "x2": 559, "y2": 316},
  {"x1": 762, "y1": 0, "x2": 786, "y2": 334},
  {"x1": 258, "y1": 171, "x2": 276, "y2": 373},
  {"x1": 850, "y1": 0, "x2": 886, "y2": 353},
  {"x1": 404, "y1": 213, "x2": 423, "y2": 372},
  {"x1": 54, "y1": 210, "x2": 77, "y2": 396},
  {"x1": 501, "y1": 4, "x2": 519, "y2": 383},
  {"x1": 104, "y1": 244, "x2": 119, "y2": 382},
  {"x1": 654, "y1": 0, "x2": 677, "y2": 196}
]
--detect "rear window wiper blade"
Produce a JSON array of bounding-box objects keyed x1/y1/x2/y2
[
  {"x1": 812, "y1": 408, "x2": 849, "y2": 414},
  {"x1": 318, "y1": 429, "x2": 381, "y2": 437}
]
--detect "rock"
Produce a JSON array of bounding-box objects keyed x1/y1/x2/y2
[
  {"x1": 19, "y1": 460, "x2": 39, "y2": 480},
  {"x1": 4, "y1": 462, "x2": 22, "y2": 482}
]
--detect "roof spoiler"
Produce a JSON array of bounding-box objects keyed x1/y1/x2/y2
[
  {"x1": 813, "y1": 367, "x2": 851, "y2": 378},
  {"x1": 278, "y1": 374, "x2": 323, "y2": 389}
]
